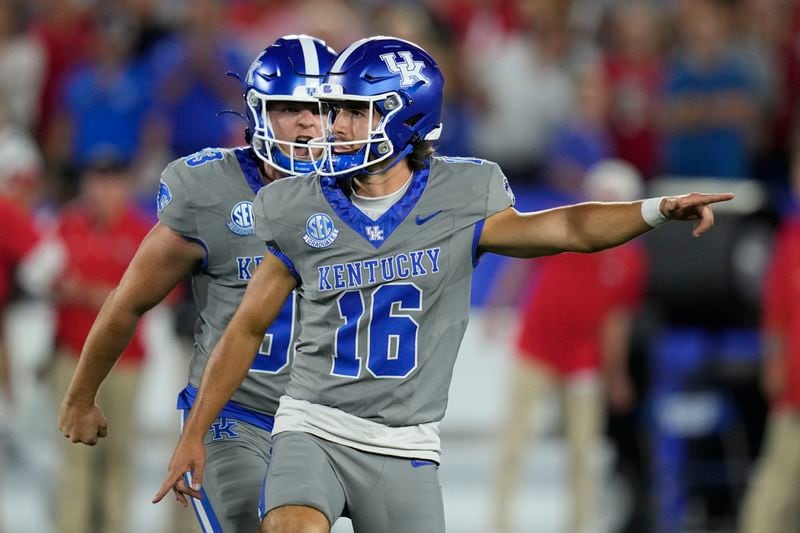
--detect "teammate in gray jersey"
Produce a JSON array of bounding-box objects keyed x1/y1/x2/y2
[
  {"x1": 155, "y1": 37, "x2": 734, "y2": 532},
  {"x1": 58, "y1": 35, "x2": 335, "y2": 532}
]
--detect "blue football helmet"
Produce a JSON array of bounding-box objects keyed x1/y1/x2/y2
[
  {"x1": 309, "y1": 36, "x2": 444, "y2": 178},
  {"x1": 245, "y1": 35, "x2": 336, "y2": 174}
]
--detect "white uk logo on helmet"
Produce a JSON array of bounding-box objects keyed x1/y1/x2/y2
[{"x1": 379, "y1": 51, "x2": 429, "y2": 87}]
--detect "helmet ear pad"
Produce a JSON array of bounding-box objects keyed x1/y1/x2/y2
[{"x1": 367, "y1": 89, "x2": 440, "y2": 161}]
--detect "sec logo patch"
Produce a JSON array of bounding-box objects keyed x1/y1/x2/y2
[
  {"x1": 228, "y1": 201, "x2": 255, "y2": 236},
  {"x1": 303, "y1": 213, "x2": 339, "y2": 248}
]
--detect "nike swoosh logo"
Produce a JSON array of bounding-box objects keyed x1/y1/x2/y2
[
  {"x1": 410, "y1": 459, "x2": 438, "y2": 468},
  {"x1": 415, "y1": 210, "x2": 443, "y2": 225}
]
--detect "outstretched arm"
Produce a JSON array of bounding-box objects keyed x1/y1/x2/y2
[
  {"x1": 58, "y1": 223, "x2": 204, "y2": 445},
  {"x1": 478, "y1": 193, "x2": 735, "y2": 258},
  {"x1": 153, "y1": 252, "x2": 297, "y2": 506}
]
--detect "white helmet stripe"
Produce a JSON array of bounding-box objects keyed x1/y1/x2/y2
[
  {"x1": 331, "y1": 36, "x2": 377, "y2": 72},
  {"x1": 299, "y1": 35, "x2": 320, "y2": 87}
]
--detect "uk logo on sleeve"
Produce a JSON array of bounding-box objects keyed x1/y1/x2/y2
[
  {"x1": 303, "y1": 213, "x2": 339, "y2": 248},
  {"x1": 503, "y1": 176, "x2": 516, "y2": 206},
  {"x1": 157, "y1": 180, "x2": 172, "y2": 212},
  {"x1": 228, "y1": 201, "x2": 255, "y2": 236}
]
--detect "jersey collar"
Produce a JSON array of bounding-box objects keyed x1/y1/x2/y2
[
  {"x1": 234, "y1": 147, "x2": 266, "y2": 195},
  {"x1": 319, "y1": 162, "x2": 430, "y2": 249}
]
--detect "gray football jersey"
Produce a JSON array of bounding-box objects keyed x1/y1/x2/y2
[
  {"x1": 157, "y1": 147, "x2": 294, "y2": 417},
  {"x1": 253, "y1": 156, "x2": 514, "y2": 426}
]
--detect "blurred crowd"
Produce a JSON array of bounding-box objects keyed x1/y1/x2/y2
[
  {"x1": 0, "y1": 0, "x2": 799, "y2": 204},
  {"x1": 1, "y1": 0, "x2": 800, "y2": 532}
]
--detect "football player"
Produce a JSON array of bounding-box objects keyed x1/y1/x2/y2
[{"x1": 58, "y1": 35, "x2": 336, "y2": 533}]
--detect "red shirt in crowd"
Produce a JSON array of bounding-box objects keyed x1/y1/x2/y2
[
  {"x1": 516, "y1": 243, "x2": 647, "y2": 375},
  {"x1": 602, "y1": 55, "x2": 665, "y2": 178},
  {"x1": 763, "y1": 217, "x2": 800, "y2": 410},
  {"x1": 55, "y1": 204, "x2": 150, "y2": 365},
  {"x1": 32, "y1": 9, "x2": 95, "y2": 140},
  {"x1": 0, "y1": 196, "x2": 40, "y2": 307},
  {"x1": 773, "y1": 4, "x2": 800, "y2": 152}
]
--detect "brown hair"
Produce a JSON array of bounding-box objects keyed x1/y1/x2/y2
[{"x1": 408, "y1": 141, "x2": 435, "y2": 171}]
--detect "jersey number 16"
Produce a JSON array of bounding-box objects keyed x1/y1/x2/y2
[{"x1": 333, "y1": 282, "x2": 421, "y2": 379}]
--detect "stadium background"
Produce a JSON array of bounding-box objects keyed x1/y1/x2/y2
[{"x1": 0, "y1": 0, "x2": 796, "y2": 531}]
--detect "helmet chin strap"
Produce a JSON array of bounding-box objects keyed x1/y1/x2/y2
[
  {"x1": 325, "y1": 139, "x2": 415, "y2": 180},
  {"x1": 269, "y1": 142, "x2": 317, "y2": 175},
  {"x1": 360, "y1": 144, "x2": 414, "y2": 177}
]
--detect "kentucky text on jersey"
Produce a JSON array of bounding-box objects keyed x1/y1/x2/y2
[
  {"x1": 317, "y1": 247, "x2": 441, "y2": 292},
  {"x1": 237, "y1": 255, "x2": 264, "y2": 280}
]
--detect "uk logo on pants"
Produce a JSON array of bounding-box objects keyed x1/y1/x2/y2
[{"x1": 209, "y1": 418, "x2": 239, "y2": 441}]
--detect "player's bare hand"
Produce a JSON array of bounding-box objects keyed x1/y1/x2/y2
[
  {"x1": 152, "y1": 437, "x2": 206, "y2": 507},
  {"x1": 660, "y1": 192, "x2": 735, "y2": 237},
  {"x1": 58, "y1": 400, "x2": 108, "y2": 445}
]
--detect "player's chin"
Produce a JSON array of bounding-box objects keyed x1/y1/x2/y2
[
  {"x1": 289, "y1": 146, "x2": 327, "y2": 162},
  {"x1": 334, "y1": 146, "x2": 361, "y2": 155}
]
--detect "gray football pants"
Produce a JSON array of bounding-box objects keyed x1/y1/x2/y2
[
  {"x1": 181, "y1": 412, "x2": 272, "y2": 532},
  {"x1": 260, "y1": 431, "x2": 445, "y2": 532}
]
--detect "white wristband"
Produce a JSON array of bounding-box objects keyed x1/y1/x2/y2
[{"x1": 641, "y1": 197, "x2": 667, "y2": 228}]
